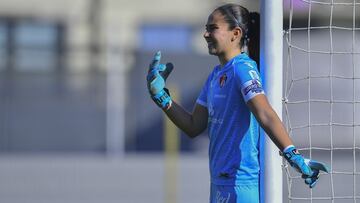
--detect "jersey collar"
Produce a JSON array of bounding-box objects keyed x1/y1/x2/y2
[{"x1": 215, "y1": 52, "x2": 248, "y2": 73}]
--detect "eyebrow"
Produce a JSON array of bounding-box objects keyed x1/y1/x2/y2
[{"x1": 205, "y1": 24, "x2": 218, "y2": 27}]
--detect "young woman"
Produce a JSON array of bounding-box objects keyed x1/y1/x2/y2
[{"x1": 146, "y1": 3, "x2": 329, "y2": 203}]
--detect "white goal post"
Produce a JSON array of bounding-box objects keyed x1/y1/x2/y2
[{"x1": 260, "y1": 0, "x2": 284, "y2": 202}]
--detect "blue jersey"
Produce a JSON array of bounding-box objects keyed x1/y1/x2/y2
[{"x1": 196, "y1": 53, "x2": 265, "y2": 186}]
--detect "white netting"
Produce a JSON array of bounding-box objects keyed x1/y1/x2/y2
[{"x1": 284, "y1": 0, "x2": 360, "y2": 202}]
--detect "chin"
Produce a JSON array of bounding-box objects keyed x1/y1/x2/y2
[{"x1": 208, "y1": 48, "x2": 218, "y2": 56}]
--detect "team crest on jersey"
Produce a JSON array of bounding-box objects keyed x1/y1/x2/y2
[{"x1": 219, "y1": 74, "x2": 227, "y2": 88}]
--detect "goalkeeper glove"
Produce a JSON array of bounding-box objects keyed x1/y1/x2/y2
[
  {"x1": 146, "y1": 51, "x2": 174, "y2": 110},
  {"x1": 282, "y1": 145, "x2": 330, "y2": 188}
]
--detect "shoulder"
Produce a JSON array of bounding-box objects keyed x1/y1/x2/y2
[
  {"x1": 233, "y1": 56, "x2": 260, "y2": 81},
  {"x1": 233, "y1": 55, "x2": 258, "y2": 72}
]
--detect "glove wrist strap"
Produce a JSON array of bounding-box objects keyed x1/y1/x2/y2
[
  {"x1": 152, "y1": 88, "x2": 172, "y2": 110},
  {"x1": 281, "y1": 146, "x2": 300, "y2": 162}
]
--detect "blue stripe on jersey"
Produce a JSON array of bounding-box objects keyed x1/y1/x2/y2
[{"x1": 197, "y1": 53, "x2": 264, "y2": 186}]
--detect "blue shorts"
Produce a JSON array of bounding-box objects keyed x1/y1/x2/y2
[{"x1": 210, "y1": 183, "x2": 259, "y2": 203}]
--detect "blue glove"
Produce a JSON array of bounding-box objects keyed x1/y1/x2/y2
[
  {"x1": 282, "y1": 145, "x2": 330, "y2": 188},
  {"x1": 146, "y1": 51, "x2": 174, "y2": 110}
]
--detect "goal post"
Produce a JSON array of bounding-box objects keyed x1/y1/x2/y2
[{"x1": 259, "y1": 0, "x2": 284, "y2": 202}]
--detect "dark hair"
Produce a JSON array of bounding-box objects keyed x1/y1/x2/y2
[{"x1": 215, "y1": 4, "x2": 260, "y2": 66}]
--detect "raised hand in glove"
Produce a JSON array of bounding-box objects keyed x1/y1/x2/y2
[{"x1": 146, "y1": 51, "x2": 174, "y2": 110}]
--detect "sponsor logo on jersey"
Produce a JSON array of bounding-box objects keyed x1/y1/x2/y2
[
  {"x1": 214, "y1": 94, "x2": 226, "y2": 98},
  {"x1": 209, "y1": 117, "x2": 223, "y2": 125},
  {"x1": 219, "y1": 74, "x2": 227, "y2": 88},
  {"x1": 216, "y1": 191, "x2": 231, "y2": 203}
]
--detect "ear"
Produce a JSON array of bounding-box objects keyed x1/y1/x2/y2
[{"x1": 232, "y1": 27, "x2": 242, "y2": 42}]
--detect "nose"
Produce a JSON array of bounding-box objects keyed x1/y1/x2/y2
[{"x1": 203, "y1": 30, "x2": 210, "y2": 39}]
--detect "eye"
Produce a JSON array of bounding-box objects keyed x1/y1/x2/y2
[{"x1": 205, "y1": 25, "x2": 218, "y2": 33}]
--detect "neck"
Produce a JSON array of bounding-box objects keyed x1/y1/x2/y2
[{"x1": 218, "y1": 50, "x2": 242, "y2": 67}]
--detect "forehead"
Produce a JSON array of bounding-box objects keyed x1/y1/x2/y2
[{"x1": 206, "y1": 10, "x2": 227, "y2": 26}]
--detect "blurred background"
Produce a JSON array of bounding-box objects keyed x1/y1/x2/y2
[{"x1": 0, "y1": 0, "x2": 358, "y2": 202}]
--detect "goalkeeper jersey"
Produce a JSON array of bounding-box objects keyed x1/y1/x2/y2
[{"x1": 196, "y1": 53, "x2": 264, "y2": 186}]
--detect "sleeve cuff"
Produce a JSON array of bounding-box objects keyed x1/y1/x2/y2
[
  {"x1": 283, "y1": 145, "x2": 295, "y2": 152},
  {"x1": 196, "y1": 99, "x2": 207, "y2": 107}
]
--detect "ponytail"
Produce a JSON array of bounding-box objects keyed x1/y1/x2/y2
[{"x1": 247, "y1": 12, "x2": 260, "y2": 69}]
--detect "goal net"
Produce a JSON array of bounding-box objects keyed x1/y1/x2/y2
[{"x1": 283, "y1": 0, "x2": 360, "y2": 202}]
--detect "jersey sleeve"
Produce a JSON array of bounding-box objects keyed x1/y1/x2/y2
[
  {"x1": 234, "y1": 61, "x2": 265, "y2": 102},
  {"x1": 196, "y1": 73, "x2": 212, "y2": 107}
]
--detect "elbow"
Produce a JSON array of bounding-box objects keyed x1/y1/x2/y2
[
  {"x1": 257, "y1": 112, "x2": 271, "y2": 127},
  {"x1": 247, "y1": 96, "x2": 283, "y2": 131},
  {"x1": 184, "y1": 127, "x2": 205, "y2": 138},
  {"x1": 185, "y1": 130, "x2": 201, "y2": 138},
  {"x1": 184, "y1": 118, "x2": 207, "y2": 138},
  {"x1": 255, "y1": 109, "x2": 279, "y2": 130}
]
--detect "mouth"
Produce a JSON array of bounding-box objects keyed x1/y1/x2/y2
[{"x1": 206, "y1": 41, "x2": 215, "y2": 48}]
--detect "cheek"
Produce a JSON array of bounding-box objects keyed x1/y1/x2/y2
[
  {"x1": 212, "y1": 32, "x2": 224, "y2": 42},
  {"x1": 215, "y1": 35, "x2": 230, "y2": 46},
  {"x1": 215, "y1": 31, "x2": 231, "y2": 42}
]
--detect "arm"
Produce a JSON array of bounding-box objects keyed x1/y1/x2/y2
[
  {"x1": 246, "y1": 94, "x2": 330, "y2": 188},
  {"x1": 246, "y1": 94, "x2": 292, "y2": 151},
  {"x1": 163, "y1": 102, "x2": 208, "y2": 138},
  {"x1": 146, "y1": 51, "x2": 208, "y2": 138}
]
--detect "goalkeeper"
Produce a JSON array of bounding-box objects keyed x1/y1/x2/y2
[{"x1": 146, "y1": 3, "x2": 329, "y2": 203}]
